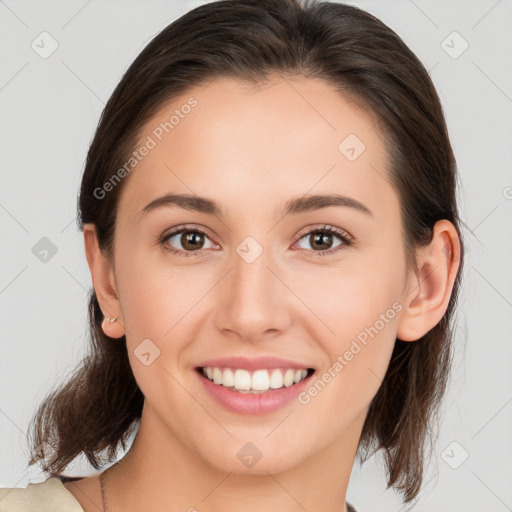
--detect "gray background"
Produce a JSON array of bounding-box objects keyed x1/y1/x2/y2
[{"x1": 1, "y1": 1, "x2": 511, "y2": 511}]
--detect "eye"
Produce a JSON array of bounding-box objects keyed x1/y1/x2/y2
[
  {"x1": 159, "y1": 223, "x2": 352, "y2": 258},
  {"x1": 159, "y1": 224, "x2": 218, "y2": 257},
  {"x1": 293, "y1": 224, "x2": 352, "y2": 256}
]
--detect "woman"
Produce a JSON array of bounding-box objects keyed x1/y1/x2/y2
[{"x1": 0, "y1": 0, "x2": 463, "y2": 511}]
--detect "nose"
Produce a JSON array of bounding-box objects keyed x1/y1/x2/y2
[{"x1": 214, "y1": 240, "x2": 292, "y2": 342}]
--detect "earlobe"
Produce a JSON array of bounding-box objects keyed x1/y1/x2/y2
[
  {"x1": 83, "y1": 224, "x2": 125, "y2": 339},
  {"x1": 396, "y1": 220, "x2": 461, "y2": 342}
]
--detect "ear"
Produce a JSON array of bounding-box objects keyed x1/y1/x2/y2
[
  {"x1": 83, "y1": 223, "x2": 125, "y2": 339},
  {"x1": 397, "y1": 219, "x2": 461, "y2": 342}
]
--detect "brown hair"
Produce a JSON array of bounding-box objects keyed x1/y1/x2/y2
[{"x1": 27, "y1": 0, "x2": 464, "y2": 505}]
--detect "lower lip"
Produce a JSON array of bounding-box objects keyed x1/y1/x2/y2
[{"x1": 196, "y1": 369, "x2": 314, "y2": 415}]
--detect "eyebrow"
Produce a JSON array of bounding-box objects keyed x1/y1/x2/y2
[{"x1": 140, "y1": 193, "x2": 373, "y2": 219}]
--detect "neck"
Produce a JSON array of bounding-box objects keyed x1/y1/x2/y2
[{"x1": 103, "y1": 402, "x2": 365, "y2": 512}]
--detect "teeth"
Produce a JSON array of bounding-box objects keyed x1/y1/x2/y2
[
  {"x1": 222, "y1": 368, "x2": 234, "y2": 387},
  {"x1": 252, "y1": 369, "x2": 269, "y2": 391},
  {"x1": 269, "y1": 369, "x2": 283, "y2": 389},
  {"x1": 213, "y1": 367, "x2": 223, "y2": 385},
  {"x1": 283, "y1": 369, "x2": 295, "y2": 387},
  {"x1": 234, "y1": 369, "x2": 251, "y2": 390},
  {"x1": 201, "y1": 366, "x2": 309, "y2": 392}
]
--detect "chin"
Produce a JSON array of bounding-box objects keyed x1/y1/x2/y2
[{"x1": 198, "y1": 437, "x2": 307, "y2": 476}]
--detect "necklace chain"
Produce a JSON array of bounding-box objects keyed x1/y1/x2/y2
[
  {"x1": 99, "y1": 468, "x2": 110, "y2": 512},
  {"x1": 99, "y1": 450, "x2": 132, "y2": 512}
]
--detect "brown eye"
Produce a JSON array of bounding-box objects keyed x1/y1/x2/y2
[
  {"x1": 309, "y1": 232, "x2": 335, "y2": 250},
  {"x1": 294, "y1": 225, "x2": 352, "y2": 256},
  {"x1": 161, "y1": 226, "x2": 217, "y2": 256},
  {"x1": 179, "y1": 231, "x2": 205, "y2": 251}
]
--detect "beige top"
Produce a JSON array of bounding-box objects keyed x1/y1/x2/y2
[
  {"x1": 0, "y1": 477, "x2": 84, "y2": 511},
  {"x1": 0, "y1": 476, "x2": 359, "y2": 511}
]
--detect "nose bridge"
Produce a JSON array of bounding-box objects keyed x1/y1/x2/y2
[
  {"x1": 232, "y1": 242, "x2": 275, "y2": 302},
  {"x1": 215, "y1": 233, "x2": 290, "y2": 339},
  {"x1": 231, "y1": 235, "x2": 276, "y2": 307}
]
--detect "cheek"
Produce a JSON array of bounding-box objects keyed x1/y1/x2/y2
[
  {"x1": 116, "y1": 253, "x2": 218, "y2": 400},
  {"x1": 118, "y1": 265, "x2": 202, "y2": 401},
  {"x1": 292, "y1": 249, "x2": 405, "y2": 341},
  {"x1": 115, "y1": 237, "x2": 204, "y2": 338},
  {"x1": 293, "y1": 245, "x2": 405, "y2": 402},
  {"x1": 296, "y1": 277, "x2": 402, "y2": 430}
]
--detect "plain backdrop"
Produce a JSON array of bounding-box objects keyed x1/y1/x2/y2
[{"x1": 1, "y1": 1, "x2": 511, "y2": 511}]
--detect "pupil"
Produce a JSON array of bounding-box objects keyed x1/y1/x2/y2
[
  {"x1": 312, "y1": 232, "x2": 331, "y2": 250},
  {"x1": 183, "y1": 231, "x2": 203, "y2": 250}
]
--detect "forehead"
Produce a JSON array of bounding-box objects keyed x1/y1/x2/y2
[{"x1": 117, "y1": 75, "x2": 395, "y2": 223}]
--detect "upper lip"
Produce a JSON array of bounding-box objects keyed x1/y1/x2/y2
[{"x1": 196, "y1": 356, "x2": 315, "y2": 371}]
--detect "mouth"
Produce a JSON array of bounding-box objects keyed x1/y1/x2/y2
[{"x1": 195, "y1": 366, "x2": 316, "y2": 394}]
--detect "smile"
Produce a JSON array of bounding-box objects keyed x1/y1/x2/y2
[{"x1": 199, "y1": 366, "x2": 314, "y2": 393}]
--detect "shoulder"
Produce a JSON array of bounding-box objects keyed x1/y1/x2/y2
[{"x1": 0, "y1": 477, "x2": 84, "y2": 512}]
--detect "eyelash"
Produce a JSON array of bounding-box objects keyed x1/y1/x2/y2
[{"x1": 158, "y1": 223, "x2": 353, "y2": 258}]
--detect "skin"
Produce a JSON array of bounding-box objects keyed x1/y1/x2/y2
[{"x1": 65, "y1": 75, "x2": 460, "y2": 512}]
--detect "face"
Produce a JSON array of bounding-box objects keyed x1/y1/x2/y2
[{"x1": 107, "y1": 76, "x2": 411, "y2": 474}]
